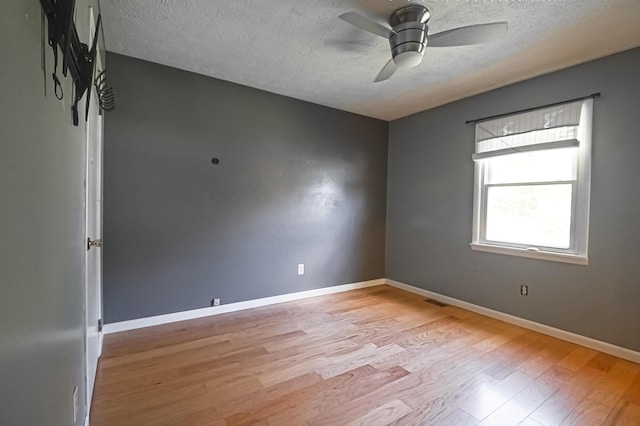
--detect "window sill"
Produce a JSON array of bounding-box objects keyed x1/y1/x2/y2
[{"x1": 470, "y1": 243, "x2": 588, "y2": 265}]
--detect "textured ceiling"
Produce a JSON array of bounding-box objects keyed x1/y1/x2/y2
[{"x1": 101, "y1": 0, "x2": 640, "y2": 121}]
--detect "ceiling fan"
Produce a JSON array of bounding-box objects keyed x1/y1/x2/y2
[{"x1": 339, "y1": 5, "x2": 508, "y2": 82}]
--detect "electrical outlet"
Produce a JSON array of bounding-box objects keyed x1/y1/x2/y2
[
  {"x1": 520, "y1": 285, "x2": 528, "y2": 296},
  {"x1": 72, "y1": 386, "x2": 78, "y2": 424},
  {"x1": 297, "y1": 263, "x2": 304, "y2": 275},
  {"x1": 211, "y1": 298, "x2": 221, "y2": 306}
]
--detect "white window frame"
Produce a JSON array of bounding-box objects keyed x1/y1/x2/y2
[{"x1": 470, "y1": 99, "x2": 593, "y2": 265}]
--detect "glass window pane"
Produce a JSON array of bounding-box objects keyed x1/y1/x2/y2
[
  {"x1": 485, "y1": 184, "x2": 573, "y2": 248},
  {"x1": 488, "y1": 148, "x2": 576, "y2": 184}
]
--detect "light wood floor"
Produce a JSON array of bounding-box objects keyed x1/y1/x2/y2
[{"x1": 91, "y1": 285, "x2": 640, "y2": 425}]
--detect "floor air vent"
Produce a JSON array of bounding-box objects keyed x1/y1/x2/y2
[{"x1": 424, "y1": 299, "x2": 449, "y2": 308}]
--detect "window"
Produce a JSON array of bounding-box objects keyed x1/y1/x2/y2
[{"x1": 471, "y1": 98, "x2": 593, "y2": 264}]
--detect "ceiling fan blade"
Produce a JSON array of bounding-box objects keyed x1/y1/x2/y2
[
  {"x1": 374, "y1": 59, "x2": 397, "y2": 83},
  {"x1": 339, "y1": 12, "x2": 394, "y2": 39},
  {"x1": 428, "y1": 22, "x2": 508, "y2": 47}
]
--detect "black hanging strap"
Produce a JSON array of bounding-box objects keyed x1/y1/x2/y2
[
  {"x1": 41, "y1": 0, "x2": 64, "y2": 100},
  {"x1": 41, "y1": 9, "x2": 47, "y2": 96},
  {"x1": 39, "y1": 0, "x2": 111, "y2": 126},
  {"x1": 51, "y1": 44, "x2": 63, "y2": 100}
]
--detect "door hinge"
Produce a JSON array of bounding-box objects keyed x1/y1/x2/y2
[
  {"x1": 98, "y1": 318, "x2": 103, "y2": 333},
  {"x1": 87, "y1": 237, "x2": 103, "y2": 250}
]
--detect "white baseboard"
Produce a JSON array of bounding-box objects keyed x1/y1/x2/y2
[
  {"x1": 103, "y1": 279, "x2": 385, "y2": 334},
  {"x1": 103, "y1": 277, "x2": 640, "y2": 364},
  {"x1": 385, "y1": 278, "x2": 640, "y2": 364}
]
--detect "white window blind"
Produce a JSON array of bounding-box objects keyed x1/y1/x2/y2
[
  {"x1": 472, "y1": 100, "x2": 583, "y2": 160},
  {"x1": 470, "y1": 97, "x2": 594, "y2": 264}
]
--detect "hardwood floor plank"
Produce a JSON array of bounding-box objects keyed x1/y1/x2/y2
[
  {"x1": 623, "y1": 373, "x2": 640, "y2": 406},
  {"x1": 560, "y1": 398, "x2": 611, "y2": 426},
  {"x1": 92, "y1": 363, "x2": 262, "y2": 412},
  {"x1": 317, "y1": 343, "x2": 406, "y2": 379},
  {"x1": 266, "y1": 366, "x2": 409, "y2": 426},
  {"x1": 345, "y1": 317, "x2": 412, "y2": 345},
  {"x1": 587, "y1": 352, "x2": 620, "y2": 373},
  {"x1": 458, "y1": 377, "x2": 510, "y2": 420},
  {"x1": 435, "y1": 408, "x2": 480, "y2": 425},
  {"x1": 90, "y1": 285, "x2": 640, "y2": 426},
  {"x1": 224, "y1": 365, "x2": 410, "y2": 426},
  {"x1": 556, "y1": 345, "x2": 599, "y2": 372},
  {"x1": 517, "y1": 343, "x2": 574, "y2": 379},
  {"x1": 528, "y1": 364, "x2": 603, "y2": 426},
  {"x1": 178, "y1": 346, "x2": 269, "y2": 377},
  {"x1": 99, "y1": 333, "x2": 232, "y2": 368},
  {"x1": 479, "y1": 375, "x2": 560, "y2": 425},
  {"x1": 520, "y1": 418, "x2": 546, "y2": 426},
  {"x1": 256, "y1": 355, "x2": 332, "y2": 387},
  {"x1": 603, "y1": 398, "x2": 640, "y2": 426},
  {"x1": 345, "y1": 399, "x2": 413, "y2": 426}
]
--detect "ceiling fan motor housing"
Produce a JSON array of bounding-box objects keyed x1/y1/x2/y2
[
  {"x1": 389, "y1": 5, "x2": 431, "y2": 69},
  {"x1": 390, "y1": 22, "x2": 428, "y2": 68}
]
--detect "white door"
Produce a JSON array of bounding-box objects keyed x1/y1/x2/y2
[{"x1": 84, "y1": 6, "x2": 104, "y2": 416}]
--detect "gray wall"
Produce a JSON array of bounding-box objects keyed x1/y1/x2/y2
[
  {"x1": 104, "y1": 53, "x2": 388, "y2": 323},
  {"x1": 387, "y1": 47, "x2": 640, "y2": 352},
  {"x1": 0, "y1": 0, "x2": 99, "y2": 424}
]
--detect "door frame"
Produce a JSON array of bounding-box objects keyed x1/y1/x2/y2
[{"x1": 84, "y1": 5, "x2": 104, "y2": 423}]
